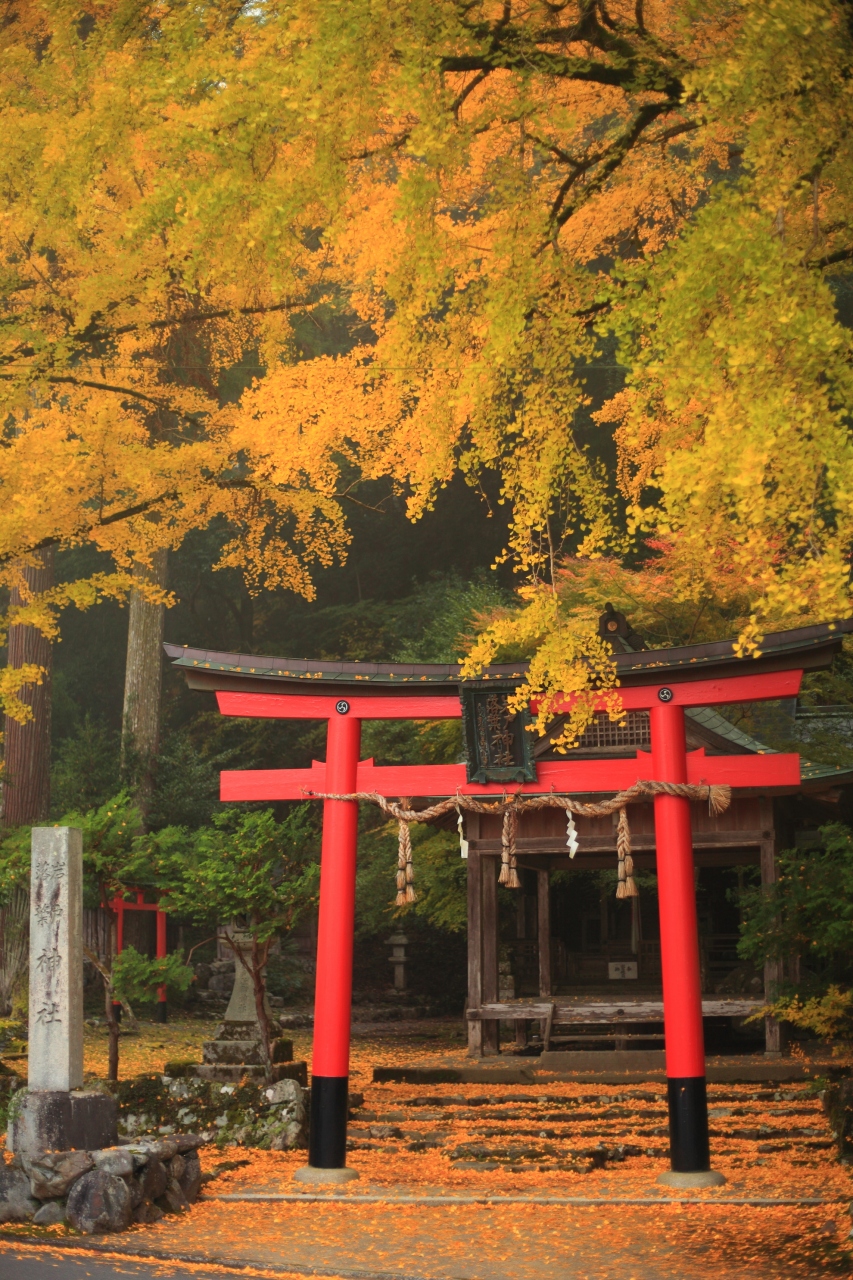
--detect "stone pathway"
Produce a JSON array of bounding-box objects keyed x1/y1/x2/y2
[
  {"x1": 1, "y1": 1052, "x2": 849, "y2": 1279},
  {"x1": 201, "y1": 1077, "x2": 841, "y2": 1198}
]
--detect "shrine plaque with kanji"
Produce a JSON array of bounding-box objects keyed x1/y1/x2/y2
[{"x1": 461, "y1": 683, "x2": 537, "y2": 784}]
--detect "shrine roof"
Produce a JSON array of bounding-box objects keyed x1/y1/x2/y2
[
  {"x1": 685, "y1": 705, "x2": 769, "y2": 753},
  {"x1": 163, "y1": 643, "x2": 525, "y2": 694},
  {"x1": 684, "y1": 705, "x2": 853, "y2": 789},
  {"x1": 164, "y1": 617, "x2": 853, "y2": 697}
]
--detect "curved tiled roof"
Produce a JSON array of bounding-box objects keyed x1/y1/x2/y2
[{"x1": 164, "y1": 617, "x2": 853, "y2": 695}]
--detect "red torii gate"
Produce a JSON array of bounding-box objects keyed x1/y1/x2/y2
[{"x1": 165, "y1": 619, "x2": 851, "y2": 1187}]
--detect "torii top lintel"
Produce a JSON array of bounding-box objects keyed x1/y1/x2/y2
[{"x1": 164, "y1": 618, "x2": 853, "y2": 800}]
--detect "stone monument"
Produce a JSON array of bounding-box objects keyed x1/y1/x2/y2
[
  {"x1": 7, "y1": 828, "x2": 117, "y2": 1156},
  {"x1": 195, "y1": 933, "x2": 306, "y2": 1086}
]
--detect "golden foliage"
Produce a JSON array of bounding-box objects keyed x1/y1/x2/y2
[{"x1": 1, "y1": 2, "x2": 852, "y2": 719}]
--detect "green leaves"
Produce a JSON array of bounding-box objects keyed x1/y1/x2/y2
[
  {"x1": 738, "y1": 823, "x2": 853, "y2": 966},
  {"x1": 156, "y1": 805, "x2": 320, "y2": 944},
  {"x1": 111, "y1": 944, "x2": 193, "y2": 1005}
]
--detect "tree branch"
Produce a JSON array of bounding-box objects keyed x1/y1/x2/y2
[
  {"x1": 88, "y1": 296, "x2": 308, "y2": 343},
  {"x1": 550, "y1": 99, "x2": 678, "y2": 232},
  {"x1": 344, "y1": 130, "x2": 412, "y2": 162},
  {"x1": 0, "y1": 478, "x2": 261, "y2": 567},
  {"x1": 451, "y1": 68, "x2": 492, "y2": 118},
  {"x1": 0, "y1": 496, "x2": 175, "y2": 568},
  {"x1": 440, "y1": 49, "x2": 679, "y2": 95},
  {"x1": 639, "y1": 120, "x2": 701, "y2": 146},
  {"x1": 0, "y1": 297, "x2": 309, "y2": 372},
  {"x1": 0, "y1": 372, "x2": 203, "y2": 415}
]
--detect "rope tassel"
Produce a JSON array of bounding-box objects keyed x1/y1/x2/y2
[
  {"x1": 708, "y1": 784, "x2": 731, "y2": 815},
  {"x1": 396, "y1": 817, "x2": 416, "y2": 905},
  {"x1": 500, "y1": 807, "x2": 521, "y2": 889},
  {"x1": 616, "y1": 807, "x2": 638, "y2": 899}
]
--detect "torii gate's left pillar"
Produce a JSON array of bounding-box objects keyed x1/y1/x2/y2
[{"x1": 298, "y1": 706, "x2": 361, "y2": 1182}]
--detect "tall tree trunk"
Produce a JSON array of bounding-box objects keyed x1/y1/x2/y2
[
  {"x1": 249, "y1": 932, "x2": 274, "y2": 1083},
  {"x1": 121, "y1": 550, "x2": 168, "y2": 824},
  {"x1": 0, "y1": 888, "x2": 29, "y2": 1015},
  {"x1": 3, "y1": 548, "x2": 54, "y2": 826}
]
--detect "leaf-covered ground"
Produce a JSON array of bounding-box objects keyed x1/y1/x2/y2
[{"x1": 1, "y1": 1017, "x2": 852, "y2": 1278}]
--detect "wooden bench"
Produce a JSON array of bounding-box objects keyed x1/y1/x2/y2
[{"x1": 466, "y1": 999, "x2": 763, "y2": 1053}]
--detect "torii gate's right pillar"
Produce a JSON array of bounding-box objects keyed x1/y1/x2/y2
[{"x1": 650, "y1": 696, "x2": 721, "y2": 1184}]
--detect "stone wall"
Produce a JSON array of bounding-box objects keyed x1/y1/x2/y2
[
  {"x1": 0, "y1": 1134, "x2": 205, "y2": 1232},
  {"x1": 114, "y1": 1072, "x2": 308, "y2": 1151}
]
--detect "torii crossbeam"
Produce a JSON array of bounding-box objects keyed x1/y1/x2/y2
[{"x1": 165, "y1": 618, "x2": 853, "y2": 1187}]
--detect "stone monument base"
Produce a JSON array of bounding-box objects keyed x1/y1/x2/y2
[
  {"x1": 195, "y1": 1019, "x2": 307, "y2": 1086},
  {"x1": 8, "y1": 1090, "x2": 117, "y2": 1157},
  {"x1": 193, "y1": 1060, "x2": 308, "y2": 1086}
]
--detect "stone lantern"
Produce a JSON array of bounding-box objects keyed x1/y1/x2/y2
[{"x1": 387, "y1": 933, "x2": 409, "y2": 991}]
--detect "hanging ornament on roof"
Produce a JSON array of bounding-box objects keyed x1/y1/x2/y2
[
  {"x1": 566, "y1": 809, "x2": 579, "y2": 858},
  {"x1": 457, "y1": 807, "x2": 469, "y2": 859}
]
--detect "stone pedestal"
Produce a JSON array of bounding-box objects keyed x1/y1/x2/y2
[
  {"x1": 7, "y1": 1090, "x2": 117, "y2": 1155},
  {"x1": 28, "y1": 828, "x2": 84, "y2": 1091}
]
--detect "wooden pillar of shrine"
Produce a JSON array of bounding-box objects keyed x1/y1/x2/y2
[
  {"x1": 466, "y1": 814, "x2": 500, "y2": 1056},
  {"x1": 466, "y1": 837, "x2": 483, "y2": 1056},
  {"x1": 537, "y1": 869, "x2": 552, "y2": 997},
  {"x1": 481, "y1": 856, "x2": 500, "y2": 1054},
  {"x1": 537, "y1": 868, "x2": 552, "y2": 1044},
  {"x1": 759, "y1": 797, "x2": 785, "y2": 1057}
]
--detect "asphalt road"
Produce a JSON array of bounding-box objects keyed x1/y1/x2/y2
[{"x1": 0, "y1": 1249, "x2": 234, "y2": 1280}]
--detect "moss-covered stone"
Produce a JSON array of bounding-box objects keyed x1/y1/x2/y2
[
  {"x1": 111, "y1": 1072, "x2": 307, "y2": 1150},
  {"x1": 163, "y1": 1059, "x2": 202, "y2": 1079}
]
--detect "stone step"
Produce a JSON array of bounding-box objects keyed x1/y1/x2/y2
[
  {"x1": 193, "y1": 1060, "x2": 307, "y2": 1087},
  {"x1": 348, "y1": 1079, "x2": 833, "y2": 1168},
  {"x1": 393, "y1": 1088, "x2": 819, "y2": 1108}
]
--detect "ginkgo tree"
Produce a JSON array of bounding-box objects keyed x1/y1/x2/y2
[
  {"x1": 1, "y1": 0, "x2": 852, "y2": 744},
  {"x1": 0, "y1": 1, "x2": 357, "y2": 726},
  {"x1": 233, "y1": 0, "x2": 853, "y2": 733}
]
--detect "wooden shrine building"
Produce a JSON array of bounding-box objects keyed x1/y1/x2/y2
[{"x1": 464, "y1": 615, "x2": 853, "y2": 1059}]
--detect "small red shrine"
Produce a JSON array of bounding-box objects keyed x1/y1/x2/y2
[
  {"x1": 166, "y1": 615, "x2": 853, "y2": 1186},
  {"x1": 107, "y1": 891, "x2": 169, "y2": 1022}
]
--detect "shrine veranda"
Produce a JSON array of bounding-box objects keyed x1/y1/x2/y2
[{"x1": 165, "y1": 616, "x2": 853, "y2": 1185}]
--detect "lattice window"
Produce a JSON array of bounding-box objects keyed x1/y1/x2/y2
[{"x1": 574, "y1": 710, "x2": 650, "y2": 751}]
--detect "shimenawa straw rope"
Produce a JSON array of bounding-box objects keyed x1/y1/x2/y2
[{"x1": 304, "y1": 780, "x2": 731, "y2": 903}]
